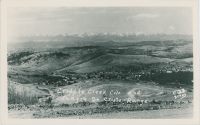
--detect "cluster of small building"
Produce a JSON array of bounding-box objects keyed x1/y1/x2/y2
[{"x1": 35, "y1": 62, "x2": 193, "y2": 87}]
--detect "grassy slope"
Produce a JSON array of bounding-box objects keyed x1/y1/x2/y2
[{"x1": 8, "y1": 40, "x2": 192, "y2": 74}]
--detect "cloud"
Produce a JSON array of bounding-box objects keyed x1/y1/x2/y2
[
  {"x1": 126, "y1": 13, "x2": 159, "y2": 21},
  {"x1": 169, "y1": 25, "x2": 175, "y2": 31},
  {"x1": 134, "y1": 13, "x2": 159, "y2": 18},
  {"x1": 8, "y1": 8, "x2": 73, "y2": 23}
]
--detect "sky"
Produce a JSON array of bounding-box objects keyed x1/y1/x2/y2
[{"x1": 7, "y1": 7, "x2": 192, "y2": 36}]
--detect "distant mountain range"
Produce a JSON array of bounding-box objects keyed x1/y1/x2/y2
[{"x1": 8, "y1": 34, "x2": 192, "y2": 51}]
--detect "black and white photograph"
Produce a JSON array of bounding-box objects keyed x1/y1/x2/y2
[
  {"x1": 6, "y1": 6, "x2": 195, "y2": 119},
  {"x1": 1, "y1": 0, "x2": 200, "y2": 124}
]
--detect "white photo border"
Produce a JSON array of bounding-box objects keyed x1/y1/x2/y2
[{"x1": 1, "y1": 0, "x2": 199, "y2": 125}]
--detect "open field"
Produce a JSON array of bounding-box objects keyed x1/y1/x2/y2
[{"x1": 9, "y1": 104, "x2": 193, "y2": 119}]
